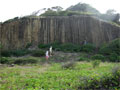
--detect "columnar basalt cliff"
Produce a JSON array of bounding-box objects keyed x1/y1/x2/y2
[{"x1": 0, "y1": 15, "x2": 120, "y2": 50}]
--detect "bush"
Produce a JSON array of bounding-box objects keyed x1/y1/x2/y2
[
  {"x1": 99, "y1": 38, "x2": 120, "y2": 55},
  {"x1": 112, "y1": 65, "x2": 120, "y2": 76},
  {"x1": 60, "y1": 43, "x2": 79, "y2": 52},
  {"x1": 91, "y1": 60, "x2": 101, "y2": 68},
  {"x1": 1, "y1": 49, "x2": 31, "y2": 57},
  {"x1": 1, "y1": 50, "x2": 11, "y2": 57},
  {"x1": 91, "y1": 54, "x2": 105, "y2": 61},
  {"x1": 0, "y1": 57, "x2": 13, "y2": 64},
  {"x1": 11, "y1": 49, "x2": 31, "y2": 56},
  {"x1": 32, "y1": 50, "x2": 45, "y2": 57},
  {"x1": 78, "y1": 66, "x2": 120, "y2": 89},
  {"x1": 38, "y1": 44, "x2": 51, "y2": 49},
  {"x1": 25, "y1": 43, "x2": 32, "y2": 49},
  {"x1": 78, "y1": 56, "x2": 90, "y2": 62},
  {"x1": 38, "y1": 42, "x2": 81, "y2": 52},
  {"x1": 108, "y1": 53, "x2": 119, "y2": 62},
  {"x1": 81, "y1": 43, "x2": 96, "y2": 53},
  {"x1": 62, "y1": 61, "x2": 76, "y2": 69},
  {"x1": 14, "y1": 57, "x2": 38, "y2": 65}
]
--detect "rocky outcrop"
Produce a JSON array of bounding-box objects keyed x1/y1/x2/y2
[{"x1": 0, "y1": 15, "x2": 120, "y2": 50}]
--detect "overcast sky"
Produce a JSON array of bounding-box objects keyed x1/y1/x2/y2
[{"x1": 0, "y1": 0, "x2": 120, "y2": 22}]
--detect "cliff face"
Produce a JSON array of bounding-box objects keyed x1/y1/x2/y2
[{"x1": 0, "y1": 15, "x2": 120, "y2": 50}]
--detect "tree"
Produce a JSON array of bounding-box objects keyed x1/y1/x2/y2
[{"x1": 51, "y1": 6, "x2": 63, "y2": 12}]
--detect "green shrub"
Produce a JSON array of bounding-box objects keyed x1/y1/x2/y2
[
  {"x1": 99, "y1": 38, "x2": 120, "y2": 55},
  {"x1": 91, "y1": 60, "x2": 101, "y2": 68},
  {"x1": 108, "y1": 53, "x2": 119, "y2": 62},
  {"x1": 1, "y1": 50, "x2": 11, "y2": 57},
  {"x1": 38, "y1": 42, "x2": 81, "y2": 52},
  {"x1": 32, "y1": 50, "x2": 45, "y2": 57},
  {"x1": 25, "y1": 43, "x2": 32, "y2": 49},
  {"x1": 60, "y1": 43, "x2": 75, "y2": 52},
  {"x1": 112, "y1": 65, "x2": 120, "y2": 76},
  {"x1": 91, "y1": 54, "x2": 105, "y2": 61},
  {"x1": 78, "y1": 56, "x2": 90, "y2": 62},
  {"x1": 50, "y1": 41, "x2": 61, "y2": 50},
  {"x1": 11, "y1": 49, "x2": 31, "y2": 56},
  {"x1": 62, "y1": 61, "x2": 76, "y2": 69},
  {"x1": 38, "y1": 44, "x2": 50, "y2": 49},
  {"x1": 14, "y1": 58, "x2": 38, "y2": 65},
  {"x1": 78, "y1": 66, "x2": 120, "y2": 89},
  {"x1": 0, "y1": 57, "x2": 13, "y2": 64},
  {"x1": 81, "y1": 43, "x2": 96, "y2": 53},
  {"x1": 1, "y1": 49, "x2": 31, "y2": 57}
]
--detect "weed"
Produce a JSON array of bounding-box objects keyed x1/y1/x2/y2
[
  {"x1": 62, "y1": 61, "x2": 76, "y2": 69},
  {"x1": 91, "y1": 54, "x2": 105, "y2": 61},
  {"x1": 91, "y1": 60, "x2": 101, "y2": 68}
]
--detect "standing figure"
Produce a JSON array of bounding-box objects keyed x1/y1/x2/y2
[
  {"x1": 49, "y1": 46, "x2": 52, "y2": 56},
  {"x1": 45, "y1": 51, "x2": 49, "y2": 60},
  {"x1": 84, "y1": 39, "x2": 87, "y2": 45}
]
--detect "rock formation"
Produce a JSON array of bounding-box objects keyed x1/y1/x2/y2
[{"x1": 0, "y1": 15, "x2": 120, "y2": 50}]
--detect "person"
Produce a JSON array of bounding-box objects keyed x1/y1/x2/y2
[
  {"x1": 84, "y1": 39, "x2": 87, "y2": 45},
  {"x1": 45, "y1": 51, "x2": 49, "y2": 60},
  {"x1": 49, "y1": 46, "x2": 52, "y2": 56}
]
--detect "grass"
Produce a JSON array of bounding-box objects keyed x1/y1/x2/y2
[{"x1": 0, "y1": 61, "x2": 119, "y2": 90}]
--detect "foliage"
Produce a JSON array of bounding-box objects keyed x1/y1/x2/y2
[
  {"x1": 91, "y1": 54, "x2": 105, "y2": 61},
  {"x1": 1, "y1": 50, "x2": 11, "y2": 57},
  {"x1": 108, "y1": 53, "x2": 120, "y2": 62},
  {"x1": 38, "y1": 43, "x2": 51, "y2": 49},
  {"x1": 0, "y1": 57, "x2": 13, "y2": 64},
  {"x1": 25, "y1": 43, "x2": 32, "y2": 49},
  {"x1": 109, "y1": 21, "x2": 120, "y2": 27},
  {"x1": 41, "y1": 10, "x2": 93, "y2": 16},
  {"x1": 99, "y1": 38, "x2": 120, "y2": 55},
  {"x1": 41, "y1": 11, "x2": 59, "y2": 16},
  {"x1": 11, "y1": 49, "x2": 31, "y2": 56},
  {"x1": 0, "y1": 62, "x2": 119, "y2": 90},
  {"x1": 38, "y1": 42, "x2": 96, "y2": 53},
  {"x1": 66, "y1": 3, "x2": 100, "y2": 14},
  {"x1": 1, "y1": 49, "x2": 31, "y2": 57},
  {"x1": 59, "y1": 43, "x2": 81, "y2": 52},
  {"x1": 78, "y1": 66, "x2": 120, "y2": 89},
  {"x1": 81, "y1": 43, "x2": 96, "y2": 53},
  {"x1": 61, "y1": 61, "x2": 76, "y2": 69},
  {"x1": 78, "y1": 56, "x2": 90, "y2": 62},
  {"x1": 91, "y1": 60, "x2": 101, "y2": 68},
  {"x1": 112, "y1": 65, "x2": 120, "y2": 76},
  {"x1": 99, "y1": 38, "x2": 120, "y2": 62},
  {"x1": 32, "y1": 50, "x2": 45, "y2": 57},
  {"x1": 38, "y1": 42, "x2": 81, "y2": 52},
  {"x1": 14, "y1": 57, "x2": 38, "y2": 65}
]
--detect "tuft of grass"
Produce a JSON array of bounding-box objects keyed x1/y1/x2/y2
[
  {"x1": 91, "y1": 60, "x2": 101, "y2": 68},
  {"x1": 61, "y1": 61, "x2": 76, "y2": 69}
]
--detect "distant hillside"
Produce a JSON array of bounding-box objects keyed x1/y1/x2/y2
[
  {"x1": 40, "y1": 3, "x2": 120, "y2": 25},
  {"x1": 66, "y1": 3, "x2": 100, "y2": 15}
]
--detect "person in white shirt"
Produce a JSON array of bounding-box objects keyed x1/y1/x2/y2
[{"x1": 45, "y1": 51, "x2": 49, "y2": 60}]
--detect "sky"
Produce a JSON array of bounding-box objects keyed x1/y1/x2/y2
[{"x1": 0, "y1": 0, "x2": 120, "y2": 22}]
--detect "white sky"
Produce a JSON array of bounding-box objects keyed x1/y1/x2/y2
[{"x1": 0, "y1": 0, "x2": 120, "y2": 22}]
